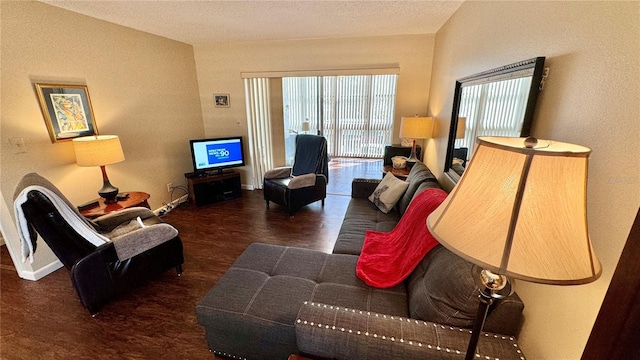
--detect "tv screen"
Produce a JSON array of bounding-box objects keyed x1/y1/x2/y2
[{"x1": 190, "y1": 136, "x2": 245, "y2": 173}]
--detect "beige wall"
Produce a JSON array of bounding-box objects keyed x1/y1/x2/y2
[
  {"x1": 1, "y1": 2, "x2": 204, "y2": 277},
  {"x1": 193, "y1": 35, "x2": 434, "y2": 185},
  {"x1": 428, "y1": 2, "x2": 640, "y2": 359}
]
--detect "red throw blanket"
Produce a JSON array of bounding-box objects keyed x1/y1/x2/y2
[{"x1": 356, "y1": 188, "x2": 448, "y2": 288}]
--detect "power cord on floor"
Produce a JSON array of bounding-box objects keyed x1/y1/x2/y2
[
  {"x1": 170, "y1": 185, "x2": 189, "y2": 207},
  {"x1": 158, "y1": 185, "x2": 190, "y2": 216}
]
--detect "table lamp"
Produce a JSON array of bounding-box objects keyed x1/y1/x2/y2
[
  {"x1": 399, "y1": 116, "x2": 433, "y2": 165},
  {"x1": 72, "y1": 135, "x2": 125, "y2": 204},
  {"x1": 301, "y1": 119, "x2": 310, "y2": 134},
  {"x1": 427, "y1": 136, "x2": 601, "y2": 360},
  {"x1": 456, "y1": 117, "x2": 466, "y2": 139}
]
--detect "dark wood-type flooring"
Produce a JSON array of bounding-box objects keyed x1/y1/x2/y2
[
  {"x1": 326, "y1": 157, "x2": 382, "y2": 195},
  {"x1": 1, "y1": 158, "x2": 382, "y2": 359}
]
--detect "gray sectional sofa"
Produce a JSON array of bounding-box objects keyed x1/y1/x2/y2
[{"x1": 196, "y1": 163, "x2": 526, "y2": 360}]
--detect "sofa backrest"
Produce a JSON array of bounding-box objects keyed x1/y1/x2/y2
[
  {"x1": 405, "y1": 245, "x2": 479, "y2": 328},
  {"x1": 405, "y1": 244, "x2": 524, "y2": 336},
  {"x1": 395, "y1": 162, "x2": 439, "y2": 215}
]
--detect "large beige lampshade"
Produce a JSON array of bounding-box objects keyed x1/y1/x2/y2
[
  {"x1": 427, "y1": 136, "x2": 601, "y2": 285},
  {"x1": 399, "y1": 116, "x2": 433, "y2": 139},
  {"x1": 72, "y1": 135, "x2": 125, "y2": 166}
]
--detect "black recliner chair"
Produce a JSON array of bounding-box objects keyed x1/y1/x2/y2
[
  {"x1": 14, "y1": 173, "x2": 184, "y2": 315},
  {"x1": 263, "y1": 134, "x2": 329, "y2": 215}
]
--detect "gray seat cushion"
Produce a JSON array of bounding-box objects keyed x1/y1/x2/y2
[
  {"x1": 333, "y1": 198, "x2": 400, "y2": 255},
  {"x1": 196, "y1": 243, "x2": 408, "y2": 360}
]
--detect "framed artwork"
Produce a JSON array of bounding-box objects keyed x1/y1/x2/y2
[
  {"x1": 34, "y1": 83, "x2": 98, "y2": 143},
  {"x1": 214, "y1": 93, "x2": 230, "y2": 108}
]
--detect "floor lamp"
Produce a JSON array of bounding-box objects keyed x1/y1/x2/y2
[
  {"x1": 399, "y1": 116, "x2": 433, "y2": 166},
  {"x1": 427, "y1": 136, "x2": 602, "y2": 360},
  {"x1": 73, "y1": 135, "x2": 125, "y2": 204}
]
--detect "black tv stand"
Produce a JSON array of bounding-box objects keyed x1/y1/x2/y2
[{"x1": 185, "y1": 170, "x2": 242, "y2": 206}]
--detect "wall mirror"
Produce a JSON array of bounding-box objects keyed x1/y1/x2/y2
[{"x1": 444, "y1": 57, "x2": 546, "y2": 182}]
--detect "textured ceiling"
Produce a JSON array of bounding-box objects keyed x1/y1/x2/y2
[{"x1": 40, "y1": 0, "x2": 464, "y2": 45}]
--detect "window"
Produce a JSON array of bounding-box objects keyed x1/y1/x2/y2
[
  {"x1": 283, "y1": 74, "x2": 397, "y2": 164},
  {"x1": 456, "y1": 76, "x2": 532, "y2": 157}
]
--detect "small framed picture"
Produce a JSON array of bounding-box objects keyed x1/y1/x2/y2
[
  {"x1": 34, "y1": 83, "x2": 98, "y2": 143},
  {"x1": 214, "y1": 93, "x2": 230, "y2": 108}
]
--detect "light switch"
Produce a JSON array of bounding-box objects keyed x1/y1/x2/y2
[{"x1": 9, "y1": 137, "x2": 27, "y2": 154}]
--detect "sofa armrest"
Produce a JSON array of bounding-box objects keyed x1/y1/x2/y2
[
  {"x1": 264, "y1": 166, "x2": 292, "y2": 179},
  {"x1": 288, "y1": 173, "x2": 318, "y2": 189},
  {"x1": 92, "y1": 207, "x2": 156, "y2": 231},
  {"x1": 295, "y1": 302, "x2": 525, "y2": 360},
  {"x1": 110, "y1": 223, "x2": 179, "y2": 261},
  {"x1": 484, "y1": 291, "x2": 525, "y2": 336},
  {"x1": 351, "y1": 178, "x2": 381, "y2": 199}
]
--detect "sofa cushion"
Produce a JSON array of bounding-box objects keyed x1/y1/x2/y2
[
  {"x1": 406, "y1": 245, "x2": 480, "y2": 329},
  {"x1": 196, "y1": 243, "x2": 408, "y2": 360},
  {"x1": 396, "y1": 163, "x2": 438, "y2": 215},
  {"x1": 333, "y1": 198, "x2": 401, "y2": 255},
  {"x1": 368, "y1": 172, "x2": 409, "y2": 213}
]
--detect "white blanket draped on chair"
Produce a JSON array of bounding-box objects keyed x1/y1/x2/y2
[{"x1": 14, "y1": 185, "x2": 109, "y2": 263}]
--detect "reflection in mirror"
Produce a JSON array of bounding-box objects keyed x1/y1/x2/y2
[{"x1": 445, "y1": 57, "x2": 546, "y2": 182}]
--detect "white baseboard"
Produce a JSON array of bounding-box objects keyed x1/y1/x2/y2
[
  {"x1": 242, "y1": 184, "x2": 255, "y2": 190},
  {"x1": 20, "y1": 260, "x2": 63, "y2": 281}
]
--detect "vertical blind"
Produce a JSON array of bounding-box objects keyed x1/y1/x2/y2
[
  {"x1": 283, "y1": 74, "x2": 397, "y2": 160},
  {"x1": 456, "y1": 76, "x2": 532, "y2": 157},
  {"x1": 244, "y1": 78, "x2": 273, "y2": 189}
]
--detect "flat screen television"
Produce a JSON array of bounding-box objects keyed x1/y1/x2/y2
[{"x1": 189, "y1": 136, "x2": 245, "y2": 174}]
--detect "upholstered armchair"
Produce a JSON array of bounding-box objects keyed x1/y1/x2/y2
[
  {"x1": 263, "y1": 134, "x2": 329, "y2": 215},
  {"x1": 14, "y1": 173, "x2": 184, "y2": 315}
]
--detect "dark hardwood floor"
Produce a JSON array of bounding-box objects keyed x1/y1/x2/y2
[
  {"x1": 1, "y1": 159, "x2": 381, "y2": 359},
  {"x1": 326, "y1": 157, "x2": 382, "y2": 195}
]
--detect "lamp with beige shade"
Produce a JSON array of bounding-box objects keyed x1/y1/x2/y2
[
  {"x1": 427, "y1": 136, "x2": 601, "y2": 360},
  {"x1": 456, "y1": 117, "x2": 466, "y2": 139},
  {"x1": 399, "y1": 116, "x2": 433, "y2": 166},
  {"x1": 72, "y1": 135, "x2": 125, "y2": 204},
  {"x1": 301, "y1": 119, "x2": 310, "y2": 134}
]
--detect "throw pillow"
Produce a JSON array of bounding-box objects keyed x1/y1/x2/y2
[{"x1": 368, "y1": 172, "x2": 409, "y2": 213}]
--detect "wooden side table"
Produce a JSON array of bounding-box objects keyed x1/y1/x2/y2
[
  {"x1": 79, "y1": 191, "x2": 151, "y2": 219},
  {"x1": 288, "y1": 355, "x2": 313, "y2": 360},
  {"x1": 382, "y1": 165, "x2": 410, "y2": 180}
]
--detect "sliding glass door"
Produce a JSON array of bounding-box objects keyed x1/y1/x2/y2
[{"x1": 283, "y1": 74, "x2": 397, "y2": 164}]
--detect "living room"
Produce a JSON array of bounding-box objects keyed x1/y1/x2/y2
[{"x1": 1, "y1": 1, "x2": 638, "y2": 359}]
